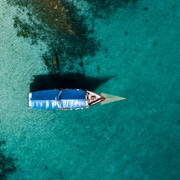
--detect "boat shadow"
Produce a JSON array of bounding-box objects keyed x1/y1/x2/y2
[{"x1": 30, "y1": 73, "x2": 114, "y2": 92}]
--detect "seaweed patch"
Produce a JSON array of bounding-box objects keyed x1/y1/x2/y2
[
  {"x1": 7, "y1": 0, "x2": 138, "y2": 73},
  {"x1": 7, "y1": 0, "x2": 99, "y2": 73},
  {"x1": 0, "y1": 140, "x2": 17, "y2": 180}
]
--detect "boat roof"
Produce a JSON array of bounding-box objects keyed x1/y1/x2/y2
[
  {"x1": 58, "y1": 89, "x2": 86, "y2": 100},
  {"x1": 58, "y1": 89, "x2": 87, "y2": 109},
  {"x1": 30, "y1": 89, "x2": 87, "y2": 109},
  {"x1": 31, "y1": 89, "x2": 59, "y2": 100}
]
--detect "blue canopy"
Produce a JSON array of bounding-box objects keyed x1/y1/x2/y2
[
  {"x1": 58, "y1": 89, "x2": 87, "y2": 109},
  {"x1": 30, "y1": 89, "x2": 60, "y2": 110},
  {"x1": 29, "y1": 89, "x2": 87, "y2": 110}
]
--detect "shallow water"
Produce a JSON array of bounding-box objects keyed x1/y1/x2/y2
[{"x1": 0, "y1": 0, "x2": 180, "y2": 179}]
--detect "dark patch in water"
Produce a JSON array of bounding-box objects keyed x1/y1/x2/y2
[
  {"x1": 86, "y1": 0, "x2": 138, "y2": 18},
  {"x1": 143, "y1": 7, "x2": 149, "y2": 11},
  {"x1": 124, "y1": 31, "x2": 129, "y2": 36},
  {"x1": 78, "y1": 60, "x2": 84, "y2": 68},
  {"x1": 157, "y1": 62, "x2": 162, "y2": 66},
  {"x1": 0, "y1": 140, "x2": 17, "y2": 180},
  {"x1": 30, "y1": 73, "x2": 114, "y2": 92},
  {"x1": 7, "y1": 0, "x2": 99, "y2": 73},
  {"x1": 97, "y1": 65, "x2": 100, "y2": 72},
  {"x1": 152, "y1": 41, "x2": 157, "y2": 47}
]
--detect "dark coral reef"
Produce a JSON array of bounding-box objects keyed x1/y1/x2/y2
[
  {"x1": 0, "y1": 140, "x2": 17, "y2": 180},
  {"x1": 7, "y1": 0, "x2": 98, "y2": 73},
  {"x1": 86, "y1": 0, "x2": 138, "y2": 18},
  {"x1": 7, "y1": 0, "x2": 138, "y2": 73}
]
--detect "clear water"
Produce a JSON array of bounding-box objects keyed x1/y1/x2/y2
[{"x1": 0, "y1": 0, "x2": 180, "y2": 179}]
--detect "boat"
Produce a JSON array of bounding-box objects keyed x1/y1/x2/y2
[{"x1": 28, "y1": 89, "x2": 125, "y2": 110}]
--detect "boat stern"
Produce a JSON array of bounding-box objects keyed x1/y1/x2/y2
[{"x1": 28, "y1": 92, "x2": 32, "y2": 107}]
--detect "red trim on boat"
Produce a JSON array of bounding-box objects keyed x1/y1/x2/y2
[{"x1": 100, "y1": 95, "x2": 106, "y2": 102}]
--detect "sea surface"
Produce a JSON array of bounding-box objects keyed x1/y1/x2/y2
[{"x1": 0, "y1": 0, "x2": 180, "y2": 179}]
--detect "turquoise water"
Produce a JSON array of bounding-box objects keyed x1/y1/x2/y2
[{"x1": 0, "y1": 0, "x2": 180, "y2": 179}]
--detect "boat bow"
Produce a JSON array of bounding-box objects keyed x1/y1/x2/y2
[{"x1": 100, "y1": 93, "x2": 126, "y2": 105}]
